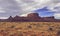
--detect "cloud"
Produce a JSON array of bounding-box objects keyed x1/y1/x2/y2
[
  {"x1": 20, "y1": 12, "x2": 33, "y2": 17},
  {"x1": 17, "y1": 0, "x2": 60, "y2": 19},
  {"x1": 0, "y1": 0, "x2": 21, "y2": 16},
  {"x1": 54, "y1": 13, "x2": 60, "y2": 19},
  {"x1": 15, "y1": 0, "x2": 51, "y2": 16},
  {"x1": 0, "y1": 7, "x2": 6, "y2": 13},
  {"x1": 0, "y1": 0, "x2": 60, "y2": 19},
  {"x1": 18, "y1": 0, "x2": 60, "y2": 13},
  {"x1": 47, "y1": 3, "x2": 60, "y2": 12},
  {"x1": 0, "y1": 17, "x2": 8, "y2": 19},
  {"x1": 17, "y1": 0, "x2": 60, "y2": 13},
  {"x1": 46, "y1": 0, "x2": 60, "y2": 19},
  {"x1": 18, "y1": 0, "x2": 51, "y2": 12}
]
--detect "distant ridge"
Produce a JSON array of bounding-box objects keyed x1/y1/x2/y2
[{"x1": 0, "y1": 13, "x2": 60, "y2": 22}]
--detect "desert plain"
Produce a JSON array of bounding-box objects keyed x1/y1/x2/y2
[{"x1": 0, "y1": 22, "x2": 60, "y2": 36}]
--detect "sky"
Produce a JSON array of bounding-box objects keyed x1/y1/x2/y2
[{"x1": 0, "y1": 0, "x2": 60, "y2": 19}]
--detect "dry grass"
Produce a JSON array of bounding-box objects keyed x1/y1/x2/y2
[{"x1": 0, "y1": 22, "x2": 60, "y2": 36}]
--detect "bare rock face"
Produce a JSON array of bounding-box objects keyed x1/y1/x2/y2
[
  {"x1": 27, "y1": 13, "x2": 40, "y2": 18},
  {"x1": 1, "y1": 13, "x2": 60, "y2": 22},
  {"x1": 8, "y1": 16, "x2": 13, "y2": 19},
  {"x1": 43, "y1": 16, "x2": 55, "y2": 22},
  {"x1": 13, "y1": 15, "x2": 21, "y2": 21},
  {"x1": 14, "y1": 15, "x2": 20, "y2": 19},
  {"x1": 26, "y1": 13, "x2": 41, "y2": 21},
  {"x1": 7, "y1": 16, "x2": 13, "y2": 22}
]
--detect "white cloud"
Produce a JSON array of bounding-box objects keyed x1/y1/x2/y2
[
  {"x1": 20, "y1": 12, "x2": 33, "y2": 17},
  {"x1": 47, "y1": 3, "x2": 60, "y2": 12},
  {"x1": 0, "y1": 0, "x2": 21, "y2": 17},
  {"x1": 0, "y1": 0, "x2": 60, "y2": 19},
  {"x1": 54, "y1": 13, "x2": 60, "y2": 19},
  {"x1": 0, "y1": 7, "x2": 6, "y2": 13},
  {"x1": 0, "y1": 17, "x2": 8, "y2": 19},
  {"x1": 20, "y1": 14, "x2": 27, "y2": 17},
  {"x1": 18, "y1": 0, "x2": 51, "y2": 12},
  {"x1": 0, "y1": 10, "x2": 5, "y2": 13},
  {"x1": 15, "y1": 0, "x2": 60, "y2": 13},
  {"x1": 15, "y1": 0, "x2": 60, "y2": 19}
]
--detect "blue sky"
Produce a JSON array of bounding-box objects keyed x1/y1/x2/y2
[
  {"x1": 0, "y1": 0, "x2": 60, "y2": 19},
  {"x1": 34, "y1": 7, "x2": 54, "y2": 17}
]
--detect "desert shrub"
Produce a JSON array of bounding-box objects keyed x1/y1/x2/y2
[
  {"x1": 0, "y1": 30, "x2": 4, "y2": 32},
  {"x1": 57, "y1": 31, "x2": 60, "y2": 36},
  {"x1": 41, "y1": 32, "x2": 45, "y2": 36},
  {"x1": 48, "y1": 35, "x2": 49, "y2": 36},
  {"x1": 28, "y1": 25, "x2": 32, "y2": 29},
  {"x1": 30, "y1": 24, "x2": 36, "y2": 25},
  {"x1": 36, "y1": 24, "x2": 40, "y2": 26},
  {"x1": 42, "y1": 35, "x2": 44, "y2": 36},
  {"x1": 10, "y1": 26, "x2": 15, "y2": 28},
  {"x1": 48, "y1": 27, "x2": 53, "y2": 31},
  {"x1": 31, "y1": 34, "x2": 36, "y2": 36},
  {"x1": 3, "y1": 22, "x2": 6, "y2": 24},
  {"x1": 15, "y1": 28, "x2": 22, "y2": 30},
  {"x1": 23, "y1": 32, "x2": 27, "y2": 33},
  {"x1": 19, "y1": 28, "x2": 22, "y2": 29},
  {"x1": 41, "y1": 32, "x2": 44, "y2": 33},
  {"x1": 18, "y1": 33, "x2": 23, "y2": 36},
  {"x1": 10, "y1": 35, "x2": 14, "y2": 36},
  {"x1": 58, "y1": 27, "x2": 60, "y2": 29}
]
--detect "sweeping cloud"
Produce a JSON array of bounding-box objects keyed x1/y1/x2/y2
[{"x1": 0, "y1": 0, "x2": 60, "y2": 19}]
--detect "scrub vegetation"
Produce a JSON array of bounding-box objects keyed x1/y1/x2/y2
[{"x1": 0, "y1": 22, "x2": 60, "y2": 36}]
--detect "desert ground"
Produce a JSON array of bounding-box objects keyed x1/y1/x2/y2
[{"x1": 0, "y1": 22, "x2": 60, "y2": 36}]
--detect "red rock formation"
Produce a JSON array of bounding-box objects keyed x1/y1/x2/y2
[
  {"x1": 27, "y1": 13, "x2": 41, "y2": 19},
  {"x1": 7, "y1": 16, "x2": 13, "y2": 22},
  {"x1": 27, "y1": 13, "x2": 39, "y2": 17},
  {"x1": 8, "y1": 16, "x2": 13, "y2": 20},
  {"x1": 43, "y1": 16, "x2": 55, "y2": 22},
  {"x1": 14, "y1": 15, "x2": 20, "y2": 19},
  {"x1": 0, "y1": 13, "x2": 60, "y2": 22},
  {"x1": 13, "y1": 15, "x2": 22, "y2": 21},
  {"x1": 26, "y1": 13, "x2": 42, "y2": 21}
]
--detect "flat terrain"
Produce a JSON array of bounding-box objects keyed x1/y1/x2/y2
[{"x1": 0, "y1": 22, "x2": 60, "y2": 36}]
